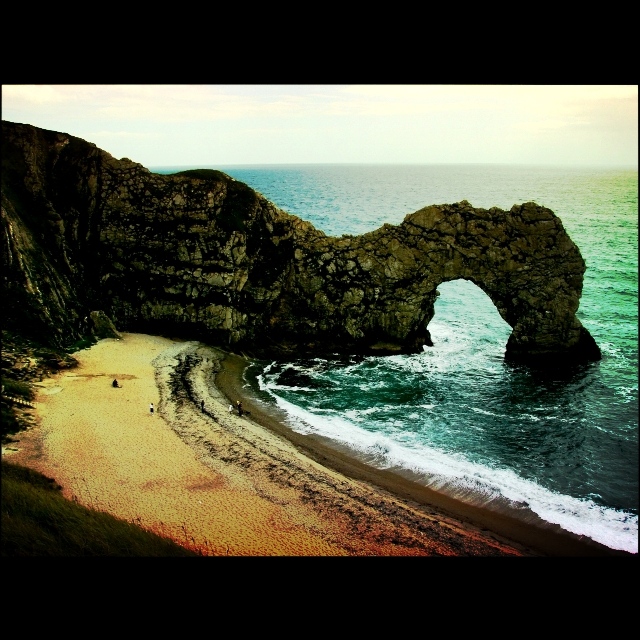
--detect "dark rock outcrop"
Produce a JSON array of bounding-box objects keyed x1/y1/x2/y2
[{"x1": 1, "y1": 120, "x2": 601, "y2": 366}]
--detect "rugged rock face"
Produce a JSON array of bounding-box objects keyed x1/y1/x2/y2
[{"x1": 1, "y1": 120, "x2": 601, "y2": 366}]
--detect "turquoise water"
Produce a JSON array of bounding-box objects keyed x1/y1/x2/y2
[{"x1": 153, "y1": 164, "x2": 638, "y2": 553}]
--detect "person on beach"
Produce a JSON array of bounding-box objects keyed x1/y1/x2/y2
[
  {"x1": 228, "y1": 404, "x2": 233, "y2": 413},
  {"x1": 149, "y1": 402, "x2": 154, "y2": 416},
  {"x1": 236, "y1": 400, "x2": 243, "y2": 417},
  {"x1": 201, "y1": 399, "x2": 205, "y2": 411},
  {"x1": 112, "y1": 379, "x2": 120, "y2": 388}
]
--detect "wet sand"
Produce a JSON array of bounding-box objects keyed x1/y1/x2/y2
[{"x1": 3, "y1": 333, "x2": 627, "y2": 556}]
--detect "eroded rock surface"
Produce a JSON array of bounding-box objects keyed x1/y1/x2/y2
[{"x1": 1, "y1": 120, "x2": 600, "y2": 365}]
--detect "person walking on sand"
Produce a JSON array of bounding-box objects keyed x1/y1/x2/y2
[
  {"x1": 236, "y1": 400, "x2": 243, "y2": 417},
  {"x1": 201, "y1": 399, "x2": 205, "y2": 411},
  {"x1": 149, "y1": 402, "x2": 154, "y2": 416}
]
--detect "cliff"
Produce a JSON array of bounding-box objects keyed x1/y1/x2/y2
[{"x1": 1, "y1": 120, "x2": 601, "y2": 366}]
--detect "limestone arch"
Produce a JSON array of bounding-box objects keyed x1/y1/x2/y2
[
  {"x1": 394, "y1": 201, "x2": 602, "y2": 365},
  {"x1": 293, "y1": 201, "x2": 602, "y2": 365}
]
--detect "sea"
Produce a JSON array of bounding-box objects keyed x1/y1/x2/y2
[{"x1": 152, "y1": 164, "x2": 638, "y2": 554}]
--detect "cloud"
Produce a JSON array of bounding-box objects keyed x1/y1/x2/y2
[
  {"x1": 2, "y1": 84, "x2": 68, "y2": 104},
  {"x1": 4, "y1": 83, "x2": 636, "y2": 121},
  {"x1": 3, "y1": 85, "x2": 266, "y2": 121},
  {"x1": 2, "y1": 84, "x2": 636, "y2": 165}
]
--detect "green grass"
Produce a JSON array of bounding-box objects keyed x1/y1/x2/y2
[
  {"x1": 1, "y1": 461, "x2": 199, "y2": 556},
  {"x1": 1, "y1": 405, "x2": 22, "y2": 443},
  {"x1": 1, "y1": 377, "x2": 36, "y2": 443},
  {"x1": 1, "y1": 377, "x2": 34, "y2": 401}
]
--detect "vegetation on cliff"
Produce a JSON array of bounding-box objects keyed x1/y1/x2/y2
[{"x1": 1, "y1": 330, "x2": 82, "y2": 445}]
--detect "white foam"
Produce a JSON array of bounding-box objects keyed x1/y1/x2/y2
[
  {"x1": 471, "y1": 407, "x2": 499, "y2": 417},
  {"x1": 260, "y1": 386, "x2": 638, "y2": 554}
]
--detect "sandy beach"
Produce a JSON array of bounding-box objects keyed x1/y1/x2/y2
[{"x1": 3, "y1": 332, "x2": 625, "y2": 556}]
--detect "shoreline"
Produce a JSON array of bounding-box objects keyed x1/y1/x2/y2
[
  {"x1": 3, "y1": 333, "x2": 631, "y2": 556},
  {"x1": 215, "y1": 351, "x2": 630, "y2": 557}
]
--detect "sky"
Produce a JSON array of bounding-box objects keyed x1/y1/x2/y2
[{"x1": 2, "y1": 84, "x2": 637, "y2": 167}]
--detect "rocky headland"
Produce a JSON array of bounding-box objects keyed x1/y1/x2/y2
[{"x1": 2, "y1": 119, "x2": 600, "y2": 367}]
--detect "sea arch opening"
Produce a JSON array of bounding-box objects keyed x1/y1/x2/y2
[{"x1": 428, "y1": 278, "x2": 512, "y2": 359}]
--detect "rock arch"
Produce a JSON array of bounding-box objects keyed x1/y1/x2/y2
[{"x1": 275, "y1": 200, "x2": 601, "y2": 366}]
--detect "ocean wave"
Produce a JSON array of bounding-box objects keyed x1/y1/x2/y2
[
  {"x1": 471, "y1": 407, "x2": 500, "y2": 417},
  {"x1": 261, "y1": 389, "x2": 638, "y2": 553},
  {"x1": 614, "y1": 385, "x2": 639, "y2": 403}
]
